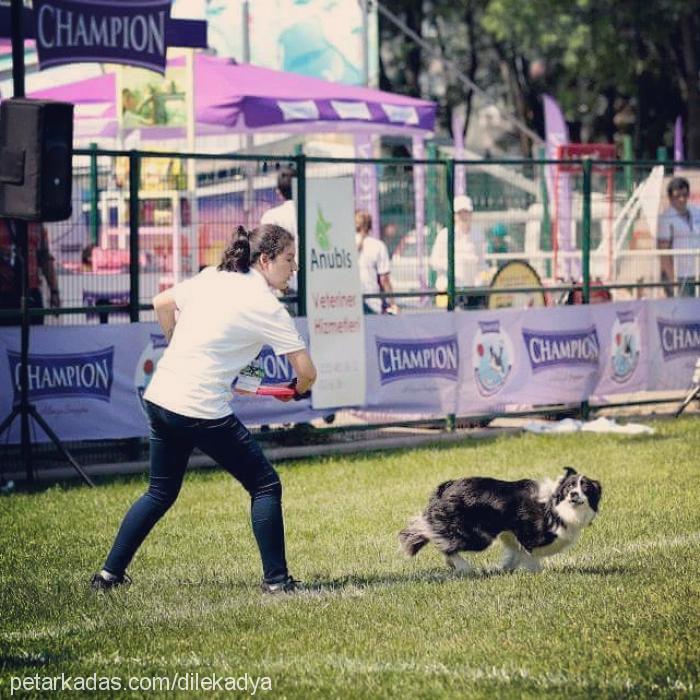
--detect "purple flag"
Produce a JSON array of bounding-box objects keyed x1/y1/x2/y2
[
  {"x1": 35, "y1": 0, "x2": 172, "y2": 74},
  {"x1": 674, "y1": 116, "x2": 684, "y2": 163},
  {"x1": 354, "y1": 134, "x2": 380, "y2": 239},
  {"x1": 543, "y1": 94, "x2": 577, "y2": 279}
]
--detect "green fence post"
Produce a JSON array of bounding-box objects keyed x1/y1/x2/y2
[
  {"x1": 580, "y1": 158, "x2": 592, "y2": 420},
  {"x1": 538, "y1": 146, "x2": 552, "y2": 278},
  {"x1": 656, "y1": 146, "x2": 668, "y2": 162},
  {"x1": 446, "y1": 158, "x2": 456, "y2": 433},
  {"x1": 622, "y1": 135, "x2": 634, "y2": 196},
  {"x1": 89, "y1": 142, "x2": 99, "y2": 246},
  {"x1": 446, "y1": 158, "x2": 455, "y2": 312},
  {"x1": 295, "y1": 152, "x2": 306, "y2": 317},
  {"x1": 426, "y1": 142, "x2": 438, "y2": 288},
  {"x1": 128, "y1": 151, "x2": 140, "y2": 323},
  {"x1": 581, "y1": 158, "x2": 592, "y2": 304}
]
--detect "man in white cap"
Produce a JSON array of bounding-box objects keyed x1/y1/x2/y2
[{"x1": 429, "y1": 194, "x2": 488, "y2": 307}]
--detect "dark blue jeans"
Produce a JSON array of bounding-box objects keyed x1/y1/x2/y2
[{"x1": 103, "y1": 401, "x2": 288, "y2": 583}]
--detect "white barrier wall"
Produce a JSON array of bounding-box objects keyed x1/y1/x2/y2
[{"x1": 0, "y1": 299, "x2": 698, "y2": 443}]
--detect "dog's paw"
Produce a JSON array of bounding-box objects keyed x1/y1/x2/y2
[{"x1": 445, "y1": 553, "x2": 475, "y2": 574}]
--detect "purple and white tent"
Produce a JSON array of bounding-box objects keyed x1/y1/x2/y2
[
  {"x1": 30, "y1": 54, "x2": 437, "y2": 279},
  {"x1": 30, "y1": 53, "x2": 436, "y2": 141}
]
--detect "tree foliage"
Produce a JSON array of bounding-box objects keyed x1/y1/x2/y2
[{"x1": 379, "y1": 0, "x2": 700, "y2": 158}]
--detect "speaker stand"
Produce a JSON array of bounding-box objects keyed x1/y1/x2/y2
[
  {"x1": 674, "y1": 385, "x2": 700, "y2": 419},
  {"x1": 674, "y1": 357, "x2": 700, "y2": 419},
  {"x1": 0, "y1": 219, "x2": 94, "y2": 487}
]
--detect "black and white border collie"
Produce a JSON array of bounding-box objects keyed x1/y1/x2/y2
[{"x1": 399, "y1": 467, "x2": 602, "y2": 573}]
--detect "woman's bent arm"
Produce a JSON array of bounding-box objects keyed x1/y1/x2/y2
[
  {"x1": 153, "y1": 290, "x2": 177, "y2": 342},
  {"x1": 285, "y1": 349, "x2": 317, "y2": 394}
]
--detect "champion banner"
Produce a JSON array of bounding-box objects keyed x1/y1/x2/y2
[
  {"x1": 35, "y1": 0, "x2": 172, "y2": 73},
  {"x1": 0, "y1": 299, "x2": 698, "y2": 444},
  {"x1": 364, "y1": 312, "x2": 458, "y2": 415}
]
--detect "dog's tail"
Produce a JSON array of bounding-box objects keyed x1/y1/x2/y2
[{"x1": 398, "y1": 515, "x2": 431, "y2": 557}]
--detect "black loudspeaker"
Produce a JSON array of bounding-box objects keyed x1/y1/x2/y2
[{"x1": 0, "y1": 98, "x2": 74, "y2": 222}]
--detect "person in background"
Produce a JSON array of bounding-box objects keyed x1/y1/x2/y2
[
  {"x1": 81, "y1": 244, "x2": 96, "y2": 272},
  {"x1": 430, "y1": 195, "x2": 488, "y2": 308},
  {"x1": 381, "y1": 222, "x2": 403, "y2": 258},
  {"x1": 261, "y1": 168, "x2": 297, "y2": 237},
  {"x1": 658, "y1": 176, "x2": 700, "y2": 297},
  {"x1": 488, "y1": 223, "x2": 509, "y2": 270},
  {"x1": 261, "y1": 168, "x2": 298, "y2": 306},
  {"x1": 0, "y1": 219, "x2": 60, "y2": 326},
  {"x1": 91, "y1": 224, "x2": 317, "y2": 595},
  {"x1": 355, "y1": 210, "x2": 398, "y2": 315}
]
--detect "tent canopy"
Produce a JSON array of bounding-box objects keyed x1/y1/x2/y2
[{"x1": 31, "y1": 54, "x2": 436, "y2": 142}]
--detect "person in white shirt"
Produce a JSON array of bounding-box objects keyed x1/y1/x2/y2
[
  {"x1": 658, "y1": 176, "x2": 700, "y2": 297},
  {"x1": 261, "y1": 168, "x2": 298, "y2": 298},
  {"x1": 429, "y1": 195, "x2": 488, "y2": 308},
  {"x1": 92, "y1": 224, "x2": 317, "y2": 595},
  {"x1": 355, "y1": 210, "x2": 398, "y2": 314}
]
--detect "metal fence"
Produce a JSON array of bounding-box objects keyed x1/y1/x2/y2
[
  {"x1": 2, "y1": 150, "x2": 697, "y2": 328},
  {"x1": 1, "y1": 149, "x2": 698, "y2": 473}
]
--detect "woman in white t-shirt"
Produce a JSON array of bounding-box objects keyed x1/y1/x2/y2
[{"x1": 91, "y1": 224, "x2": 317, "y2": 595}]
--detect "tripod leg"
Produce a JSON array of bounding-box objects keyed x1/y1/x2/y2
[
  {"x1": 674, "y1": 385, "x2": 700, "y2": 418},
  {"x1": 0, "y1": 405, "x2": 20, "y2": 437},
  {"x1": 0, "y1": 406, "x2": 21, "y2": 485},
  {"x1": 28, "y1": 406, "x2": 95, "y2": 487}
]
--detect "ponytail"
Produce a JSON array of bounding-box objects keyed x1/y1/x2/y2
[
  {"x1": 218, "y1": 226, "x2": 251, "y2": 272},
  {"x1": 218, "y1": 224, "x2": 294, "y2": 273}
]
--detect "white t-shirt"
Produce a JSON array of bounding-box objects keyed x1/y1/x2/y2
[
  {"x1": 429, "y1": 226, "x2": 487, "y2": 290},
  {"x1": 261, "y1": 200, "x2": 298, "y2": 291},
  {"x1": 356, "y1": 234, "x2": 391, "y2": 313},
  {"x1": 658, "y1": 204, "x2": 700, "y2": 279},
  {"x1": 144, "y1": 267, "x2": 305, "y2": 419}
]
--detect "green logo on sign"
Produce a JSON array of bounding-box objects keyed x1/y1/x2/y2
[{"x1": 315, "y1": 206, "x2": 332, "y2": 251}]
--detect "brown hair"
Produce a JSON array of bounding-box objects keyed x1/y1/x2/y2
[
  {"x1": 355, "y1": 210, "x2": 372, "y2": 234},
  {"x1": 218, "y1": 224, "x2": 294, "y2": 273},
  {"x1": 277, "y1": 168, "x2": 295, "y2": 200}
]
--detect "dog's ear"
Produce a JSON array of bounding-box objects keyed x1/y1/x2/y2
[
  {"x1": 582, "y1": 478, "x2": 602, "y2": 512},
  {"x1": 563, "y1": 466, "x2": 577, "y2": 477}
]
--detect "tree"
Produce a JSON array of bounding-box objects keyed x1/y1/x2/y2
[{"x1": 378, "y1": 0, "x2": 700, "y2": 158}]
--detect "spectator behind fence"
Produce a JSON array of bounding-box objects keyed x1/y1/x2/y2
[
  {"x1": 429, "y1": 195, "x2": 488, "y2": 308},
  {"x1": 0, "y1": 219, "x2": 60, "y2": 326},
  {"x1": 381, "y1": 222, "x2": 402, "y2": 258},
  {"x1": 355, "y1": 210, "x2": 398, "y2": 315},
  {"x1": 81, "y1": 244, "x2": 96, "y2": 272},
  {"x1": 658, "y1": 176, "x2": 700, "y2": 297},
  {"x1": 261, "y1": 168, "x2": 297, "y2": 297},
  {"x1": 488, "y1": 223, "x2": 509, "y2": 270}
]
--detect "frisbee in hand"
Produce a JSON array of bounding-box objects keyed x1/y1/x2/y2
[
  {"x1": 255, "y1": 384, "x2": 296, "y2": 398},
  {"x1": 233, "y1": 382, "x2": 297, "y2": 398}
]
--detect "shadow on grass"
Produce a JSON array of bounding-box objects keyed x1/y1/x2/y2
[
  {"x1": 295, "y1": 559, "x2": 641, "y2": 594},
  {"x1": 300, "y1": 567, "x2": 506, "y2": 593},
  {"x1": 165, "y1": 568, "x2": 499, "y2": 594},
  {"x1": 0, "y1": 651, "x2": 66, "y2": 671},
  {"x1": 79, "y1": 561, "x2": 639, "y2": 605}
]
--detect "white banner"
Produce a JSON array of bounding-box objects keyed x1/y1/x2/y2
[{"x1": 305, "y1": 177, "x2": 366, "y2": 409}]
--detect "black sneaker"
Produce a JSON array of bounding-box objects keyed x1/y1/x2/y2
[
  {"x1": 90, "y1": 571, "x2": 132, "y2": 591},
  {"x1": 261, "y1": 576, "x2": 300, "y2": 594}
]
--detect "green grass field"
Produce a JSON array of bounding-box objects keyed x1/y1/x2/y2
[{"x1": 1, "y1": 417, "x2": 699, "y2": 699}]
